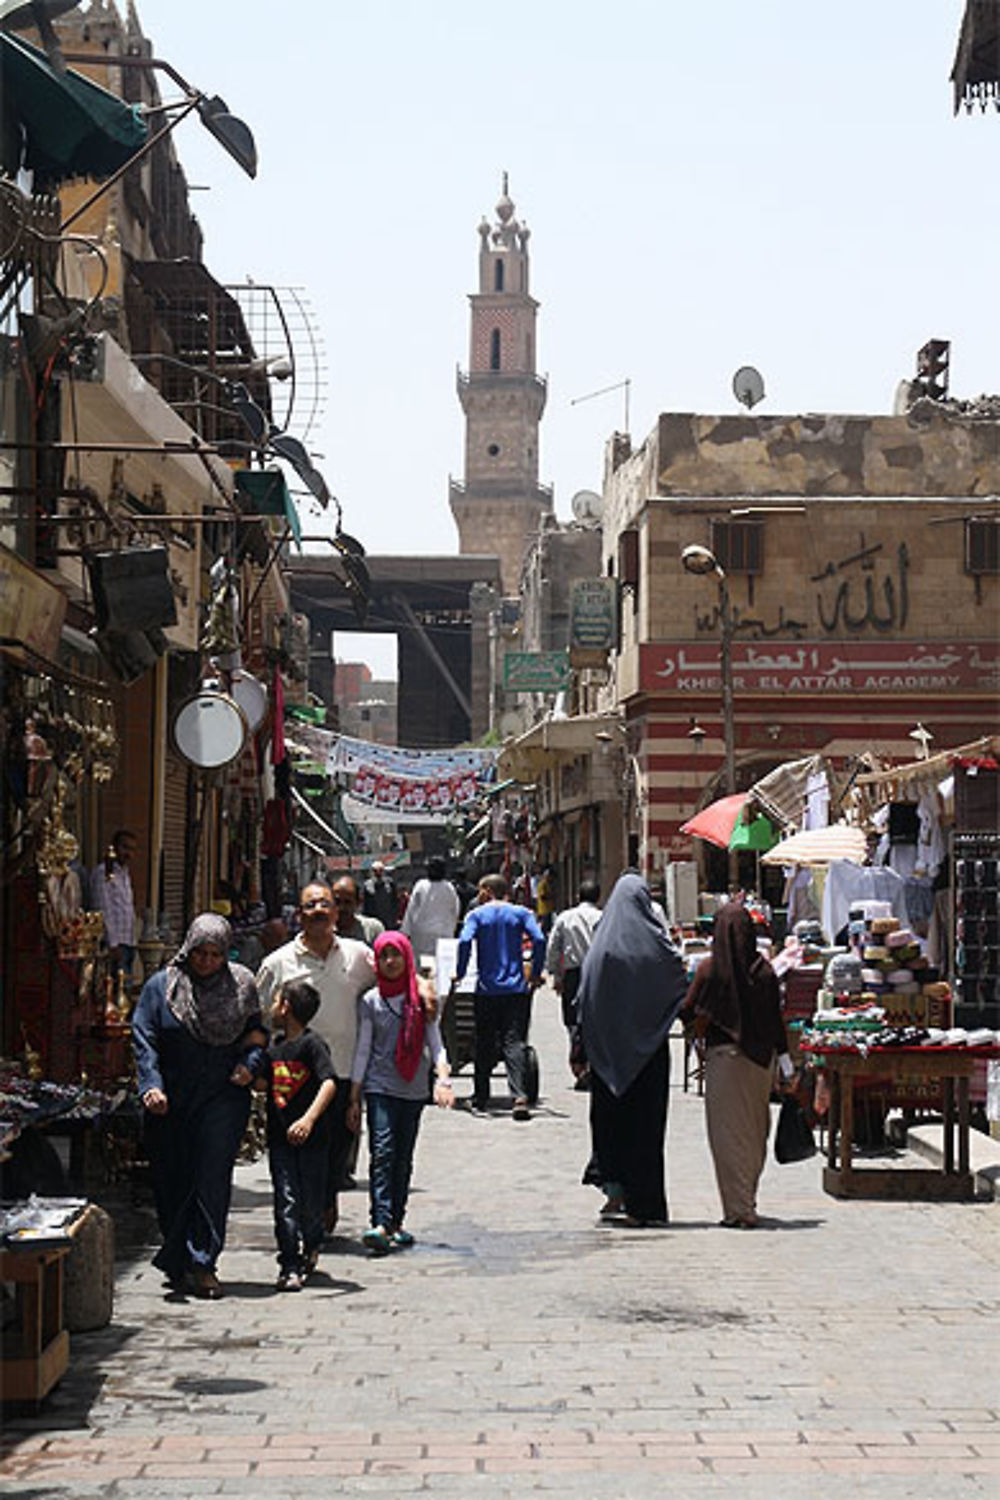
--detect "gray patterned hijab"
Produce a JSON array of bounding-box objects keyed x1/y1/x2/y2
[
  {"x1": 166, "y1": 913, "x2": 259, "y2": 1046},
  {"x1": 578, "y1": 872, "x2": 687, "y2": 1097}
]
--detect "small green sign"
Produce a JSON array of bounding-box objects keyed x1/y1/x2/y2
[{"x1": 503, "y1": 650, "x2": 572, "y2": 693}]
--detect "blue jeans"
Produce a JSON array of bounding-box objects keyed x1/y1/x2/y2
[
  {"x1": 365, "y1": 1094, "x2": 424, "y2": 1233},
  {"x1": 268, "y1": 1127, "x2": 329, "y2": 1273}
]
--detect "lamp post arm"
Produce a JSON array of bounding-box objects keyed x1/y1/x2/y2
[
  {"x1": 718, "y1": 574, "x2": 736, "y2": 800},
  {"x1": 60, "y1": 94, "x2": 201, "y2": 233}
]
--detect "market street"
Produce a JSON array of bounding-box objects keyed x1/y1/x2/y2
[{"x1": 1, "y1": 988, "x2": 998, "y2": 1500}]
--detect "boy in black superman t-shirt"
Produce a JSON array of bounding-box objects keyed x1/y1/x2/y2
[{"x1": 264, "y1": 979, "x2": 336, "y2": 1290}]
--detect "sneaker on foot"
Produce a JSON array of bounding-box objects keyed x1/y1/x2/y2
[
  {"x1": 512, "y1": 1098, "x2": 531, "y2": 1121},
  {"x1": 276, "y1": 1270, "x2": 303, "y2": 1291},
  {"x1": 391, "y1": 1228, "x2": 415, "y2": 1249},
  {"x1": 362, "y1": 1225, "x2": 393, "y2": 1256}
]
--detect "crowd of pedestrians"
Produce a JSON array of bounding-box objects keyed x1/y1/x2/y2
[{"x1": 132, "y1": 861, "x2": 796, "y2": 1298}]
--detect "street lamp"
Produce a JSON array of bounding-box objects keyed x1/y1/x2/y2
[
  {"x1": 681, "y1": 543, "x2": 736, "y2": 802},
  {"x1": 57, "y1": 51, "x2": 257, "y2": 233}
]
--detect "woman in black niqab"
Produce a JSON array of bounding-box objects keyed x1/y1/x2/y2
[{"x1": 577, "y1": 872, "x2": 687, "y2": 1225}]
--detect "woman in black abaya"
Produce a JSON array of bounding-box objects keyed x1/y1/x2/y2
[
  {"x1": 132, "y1": 914, "x2": 266, "y2": 1297},
  {"x1": 577, "y1": 872, "x2": 687, "y2": 1226}
]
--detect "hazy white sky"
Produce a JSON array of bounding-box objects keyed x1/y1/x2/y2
[{"x1": 132, "y1": 0, "x2": 993, "y2": 674}]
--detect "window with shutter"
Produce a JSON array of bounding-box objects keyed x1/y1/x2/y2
[
  {"x1": 618, "y1": 529, "x2": 640, "y2": 590},
  {"x1": 711, "y1": 520, "x2": 763, "y2": 574},
  {"x1": 966, "y1": 518, "x2": 1000, "y2": 575}
]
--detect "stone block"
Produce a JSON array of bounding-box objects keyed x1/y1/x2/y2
[{"x1": 64, "y1": 1203, "x2": 114, "y2": 1332}]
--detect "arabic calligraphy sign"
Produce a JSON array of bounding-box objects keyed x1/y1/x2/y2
[
  {"x1": 640, "y1": 642, "x2": 1000, "y2": 696},
  {"x1": 503, "y1": 651, "x2": 572, "y2": 693}
]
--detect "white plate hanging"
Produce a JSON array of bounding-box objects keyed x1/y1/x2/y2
[
  {"x1": 230, "y1": 670, "x2": 268, "y2": 734},
  {"x1": 172, "y1": 691, "x2": 248, "y2": 769}
]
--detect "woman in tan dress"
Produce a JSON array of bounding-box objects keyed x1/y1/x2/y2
[{"x1": 680, "y1": 903, "x2": 794, "y2": 1228}]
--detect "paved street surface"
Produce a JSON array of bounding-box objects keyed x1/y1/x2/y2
[{"x1": 2, "y1": 986, "x2": 998, "y2": 1498}]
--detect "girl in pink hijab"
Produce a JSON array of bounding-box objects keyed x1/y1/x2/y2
[{"x1": 347, "y1": 933, "x2": 454, "y2": 1254}]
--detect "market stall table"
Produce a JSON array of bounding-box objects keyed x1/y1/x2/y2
[
  {"x1": 0, "y1": 1199, "x2": 88, "y2": 1405},
  {"x1": 804, "y1": 1044, "x2": 1000, "y2": 1201}
]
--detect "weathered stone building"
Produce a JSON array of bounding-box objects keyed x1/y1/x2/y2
[
  {"x1": 601, "y1": 406, "x2": 1000, "y2": 876},
  {"x1": 449, "y1": 179, "x2": 553, "y2": 597}
]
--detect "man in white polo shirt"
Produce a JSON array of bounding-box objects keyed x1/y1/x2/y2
[{"x1": 256, "y1": 880, "x2": 374, "y2": 1235}]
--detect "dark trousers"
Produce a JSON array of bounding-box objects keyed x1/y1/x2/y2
[
  {"x1": 366, "y1": 1093, "x2": 424, "y2": 1232},
  {"x1": 325, "y1": 1080, "x2": 357, "y2": 1209},
  {"x1": 474, "y1": 990, "x2": 530, "y2": 1104},
  {"x1": 268, "y1": 1128, "x2": 329, "y2": 1272},
  {"x1": 560, "y1": 967, "x2": 582, "y2": 1033},
  {"x1": 590, "y1": 1042, "x2": 670, "y2": 1224},
  {"x1": 145, "y1": 1087, "x2": 250, "y2": 1281}
]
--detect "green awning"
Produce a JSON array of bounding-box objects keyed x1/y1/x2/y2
[
  {"x1": 729, "y1": 815, "x2": 780, "y2": 853},
  {"x1": 0, "y1": 33, "x2": 148, "y2": 187},
  {"x1": 234, "y1": 468, "x2": 302, "y2": 549}
]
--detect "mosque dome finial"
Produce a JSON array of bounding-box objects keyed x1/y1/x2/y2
[{"x1": 496, "y1": 171, "x2": 515, "y2": 224}]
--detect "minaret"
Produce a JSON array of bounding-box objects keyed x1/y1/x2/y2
[{"x1": 449, "y1": 177, "x2": 552, "y2": 595}]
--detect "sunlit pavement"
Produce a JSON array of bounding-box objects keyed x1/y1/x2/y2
[{"x1": 1, "y1": 985, "x2": 997, "y2": 1497}]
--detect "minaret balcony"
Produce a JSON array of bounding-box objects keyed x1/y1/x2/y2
[
  {"x1": 457, "y1": 367, "x2": 547, "y2": 397},
  {"x1": 450, "y1": 478, "x2": 553, "y2": 507},
  {"x1": 456, "y1": 367, "x2": 548, "y2": 418}
]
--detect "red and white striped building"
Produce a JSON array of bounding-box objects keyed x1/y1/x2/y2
[{"x1": 601, "y1": 409, "x2": 1000, "y2": 882}]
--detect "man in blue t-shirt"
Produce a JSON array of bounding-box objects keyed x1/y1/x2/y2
[{"x1": 453, "y1": 873, "x2": 546, "y2": 1119}]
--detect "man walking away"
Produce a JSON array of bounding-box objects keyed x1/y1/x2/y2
[
  {"x1": 546, "y1": 880, "x2": 602, "y2": 1086},
  {"x1": 453, "y1": 874, "x2": 545, "y2": 1120},
  {"x1": 363, "y1": 861, "x2": 399, "y2": 930},
  {"x1": 402, "y1": 856, "x2": 460, "y2": 973}
]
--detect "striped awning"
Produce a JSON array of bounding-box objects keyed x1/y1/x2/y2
[{"x1": 761, "y1": 824, "x2": 868, "y2": 868}]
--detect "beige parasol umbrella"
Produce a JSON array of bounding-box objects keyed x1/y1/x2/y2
[{"x1": 760, "y1": 823, "x2": 868, "y2": 867}]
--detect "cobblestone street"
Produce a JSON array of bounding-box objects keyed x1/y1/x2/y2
[{"x1": 2, "y1": 989, "x2": 998, "y2": 1498}]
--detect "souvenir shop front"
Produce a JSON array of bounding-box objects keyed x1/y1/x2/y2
[
  {"x1": 0, "y1": 546, "x2": 159, "y2": 1192},
  {"x1": 770, "y1": 736, "x2": 1000, "y2": 1192}
]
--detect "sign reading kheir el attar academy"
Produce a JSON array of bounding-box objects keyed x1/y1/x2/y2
[
  {"x1": 503, "y1": 651, "x2": 572, "y2": 693},
  {"x1": 640, "y1": 641, "x2": 1000, "y2": 695},
  {"x1": 569, "y1": 578, "x2": 619, "y2": 653}
]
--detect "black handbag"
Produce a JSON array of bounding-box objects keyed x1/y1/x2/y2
[{"x1": 773, "y1": 1097, "x2": 817, "y2": 1164}]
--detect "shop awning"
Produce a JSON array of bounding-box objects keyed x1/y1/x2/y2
[
  {"x1": 499, "y1": 714, "x2": 624, "y2": 781},
  {"x1": 234, "y1": 469, "x2": 302, "y2": 549},
  {"x1": 0, "y1": 32, "x2": 148, "y2": 186},
  {"x1": 761, "y1": 824, "x2": 868, "y2": 868},
  {"x1": 853, "y1": 735, "x2": 1000, "y2": 793}
]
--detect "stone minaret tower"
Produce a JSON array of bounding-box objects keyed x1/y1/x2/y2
[{"x1": 449, "y1": 177, "x2": 552, "y2": 595}]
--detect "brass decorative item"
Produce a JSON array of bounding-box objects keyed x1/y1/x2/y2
[{"x1": 21, "y1": 1026, "x2": 43, "y2": 1082}]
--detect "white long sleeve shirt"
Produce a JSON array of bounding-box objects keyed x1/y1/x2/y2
[
  {"x1": 545, "y1": 901, "x2": 602, "y2": 977},
  {"x1": 402, "y1": 878, "x2": 460, "y2": 965}
]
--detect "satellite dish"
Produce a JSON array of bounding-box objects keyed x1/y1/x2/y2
[
  {"x1": 570, "y1": 489, "x2": 604, "y2": 527},
  {"x1": 732, "y1": 366, "x2": 765, "y2": 410},
  {"x1": 172, "y1": 691, "x2": 248, "y2": 770}
]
